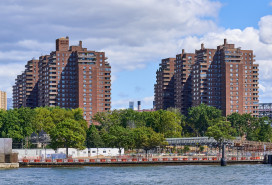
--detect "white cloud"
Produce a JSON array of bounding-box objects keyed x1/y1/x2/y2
[
  {"x1": 0, "y1": 63, "x2": 26, "y2": 97},
  {"x1": 0, "y1": 0, "x2": 223, "y2": 99},
  {"x1": 256, "y1": 60, "x2": 272, "y2": 80},
  {"x1": 0, "y1": 0, "x2": 272, "y2": 105},
  {"x1": 259, "y1": 15, "x2": 272, "y2": 44}
]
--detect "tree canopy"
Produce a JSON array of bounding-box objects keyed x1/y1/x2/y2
[{"x1": 1, "y1": 104, "x2": 271, "y2": 151}]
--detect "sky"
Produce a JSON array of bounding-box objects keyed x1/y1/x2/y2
[{"x1": 0, "y1": 0, "x2": 272, "y2": 110}]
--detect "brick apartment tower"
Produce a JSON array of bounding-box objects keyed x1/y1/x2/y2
[
  {"x1": 155, "y1": 39, "x2": 259, "y2": 117},
  {"x1": 154, "y1": 58, "x2": 175, "y2": 110},
  {"x1": 13, "y1": 37, "x2": 111, "y2": 124},
  {"x1": 0, "y1": 90, "x2": 7, "y2": 110},
  {"x1": 174, "y1": 49, "x2": 195, "y2": 114},
  {"x1": 13, "y1": 74, "x2": 23, "y2": 108}
]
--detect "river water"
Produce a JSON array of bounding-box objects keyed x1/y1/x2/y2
[{"x1": 1, "y1": 164, "x2": 272, "y2": 185}]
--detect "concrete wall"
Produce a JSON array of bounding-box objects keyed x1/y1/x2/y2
[{"x1": 0, "y1": 138, "x2": 12, "y2": 154}]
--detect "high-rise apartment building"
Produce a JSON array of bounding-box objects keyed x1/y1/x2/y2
[
  {"x1": 174, "y1": 50, "x2": 195, "y2": 114},
  {"x1": 154, "y1": 58, "x2": 175, "y2": 110},
  {"x1": 0, "y1": 90, "x2": 7, "y2": 110},
  {"x1": 154, "y1": 39, "x2": 259, "y2": 117},
  {"x1": 13, "y1": 37, "x2": 111, "y2": 124}
]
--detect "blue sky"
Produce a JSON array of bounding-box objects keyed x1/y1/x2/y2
[
  {"x1": 0, "y1": 0, "x2": 272, "y2": 110},
  {"x1": 219, "y1": 0, "x2": 272, "y2": 29}
]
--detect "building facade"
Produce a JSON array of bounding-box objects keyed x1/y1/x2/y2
[
  {"x1": 154, "y1": 58, "x2": 175, "y2": 110},
  {"x1": 0, "y1": 90, "x2": 7, "y2": 110},
  {"x1": 13, "y1": 37, "x2": 111, "y2": 124},
  {"x1": 174, "y1": 50, "x2": 195, "y2": 114},
  {"x1": 155, "y1": 39, "x2": 259, "y2": 117}
]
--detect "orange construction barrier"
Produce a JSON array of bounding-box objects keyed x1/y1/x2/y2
[
  {"x1": 256, "y1": 157, "x2": 260, "y2": 160},
  {"x1": 89, "y1": 159, "x2": 96, "y2": 162},
  {"x1": 183, "y1": 158, "x2": 188, "y2": 161},
  {"x1": 34, "y1": 159, "x2": 40, "y2": 162},
  {"x1": 173, "y1": 158, "x2": 178, "y2": 161},
  {"x1": 231, "y1": 157, "x2": 237, "y2": 160},
  {"x1": 152, "y1": 158, "x2": 158, "y2": 161},
  {"x1": 78, "y1": 159, "x2": 84, "y2": 162},
  {"x1": 23, "y1": 159, "x2": 29, "y2": 163},
  {"x1": 192, "y1": 158, "x2": 198, "y2": 161},
  {"x1": 212, "y1": 157, "x2": 217, "y2": 161},
  {"x1": 56, "y1": 159, "x2": 63, "y2": 162},
  {"x1": 68, "y1": 159, "x2": 73, "y2": 162},
  {"x1": 163, "y1": 158, "x2": 168, "y2": 161},
  {"x1": 111, "y1": 159, "x2": 117, "y2": 162},
  {"x1": 100, "y1": 159, "x2": 106, "y2": 162},
  {"x1": 250, "y1": 157, "x2": 255, "y2": 160},
  {"x1": 132, "y1": 158, "x2": 137, "y2": 162},
  {"x1": 45, "y1": 159, "x2": 52, "y2": 162},
  {"x1": 142, "y1": 158, "x2": 148, "y2": 161},
  {"x1": 202, "y1": 158, "x2": 208, "y2": 161},
  {"x1": 121, "y1": 159, "x2": 127, "y2": 162},
  {"x1": 241, "y1": 157, "x2": 246, "y2": 160}
]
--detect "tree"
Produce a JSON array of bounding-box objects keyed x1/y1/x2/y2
[
  {"x1": 187, "y1": 104, "x2": 223, "y2": 136},
  {"x1": 0, "y1": 108, "x2": 34, "y2": 148},
  {"x1": 33, "y1": 107, "x2": 54, "y2": 133},
  {"x1": 50, "y1": 119, "x2": 87, "y2": 156},
  {"x1": 86, "y1": 125, "x2": 104, "y2": 148},
  {"x1": 132, "y1": 126, "x2": 165, "y2": 154},
  {"x1": 257, "y1": 118, "x2": 272, "y2": 142},
  {"x1": 144, "y1": 110, "x2": 182, "y2": 137},
  {"x1": 206, "y1": 120, "x2": 235, "y2": 143},
  {"x1": 227, "y1": 113, "x2": 252, "y2": 137},
  {"x1": 92, "y1": 110, "x2": 121, "y2": 131},
  {"x1": 107, "y1": 125, "x2": 134, "y2": 154}
]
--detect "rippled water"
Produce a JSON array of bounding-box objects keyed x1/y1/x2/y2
[{"x1": 1, "y1": 164, "x2": 272, "y2": 185}]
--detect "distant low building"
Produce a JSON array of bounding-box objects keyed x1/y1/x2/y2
[{"x1": 129, "y1": 101, "x2": 134, "y2": 110}]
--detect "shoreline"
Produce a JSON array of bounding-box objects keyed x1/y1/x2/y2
[{"x1": 19, "y1": 160, "x2": 264, "y2": 167}]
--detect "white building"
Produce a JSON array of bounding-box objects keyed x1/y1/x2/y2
[
  {"x1": 88, "y1": 148, "x2": 124, "y2": 157},
  {"x1": 13, "y1": 148, "x2": 124, "y2": 160}
]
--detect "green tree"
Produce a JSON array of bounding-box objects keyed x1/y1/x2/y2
[
  {"x1": 187, "y1": 104, "x2": 223, "y2": 136},
  {"x1": 227, "y1": 113, "x2": 252, "y2": 137},
  {"x1": 33, "y1": 107, "x2": 54, "y2": 133},
  {"x1": 206, "y1": 120, "x2": 235, "y2": 143},
  {"x1": 86, "y1": 125, "x2": 104, "y2": 148},
  {"x1": 50, "y1": 119, "x2": 87, "y2": 156},
  {"x1": 257, "y1": 118, "x2": 272, "y2": 142},
  {"x1": 107, "y1": 125, "x2": 134, "y2": 154},
  {"x1": 132, "y1": 126, "x2": 165, "y2": 154},
  {"x1": 144, "y1": 110, "x2": 182, "y2": 137}
]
